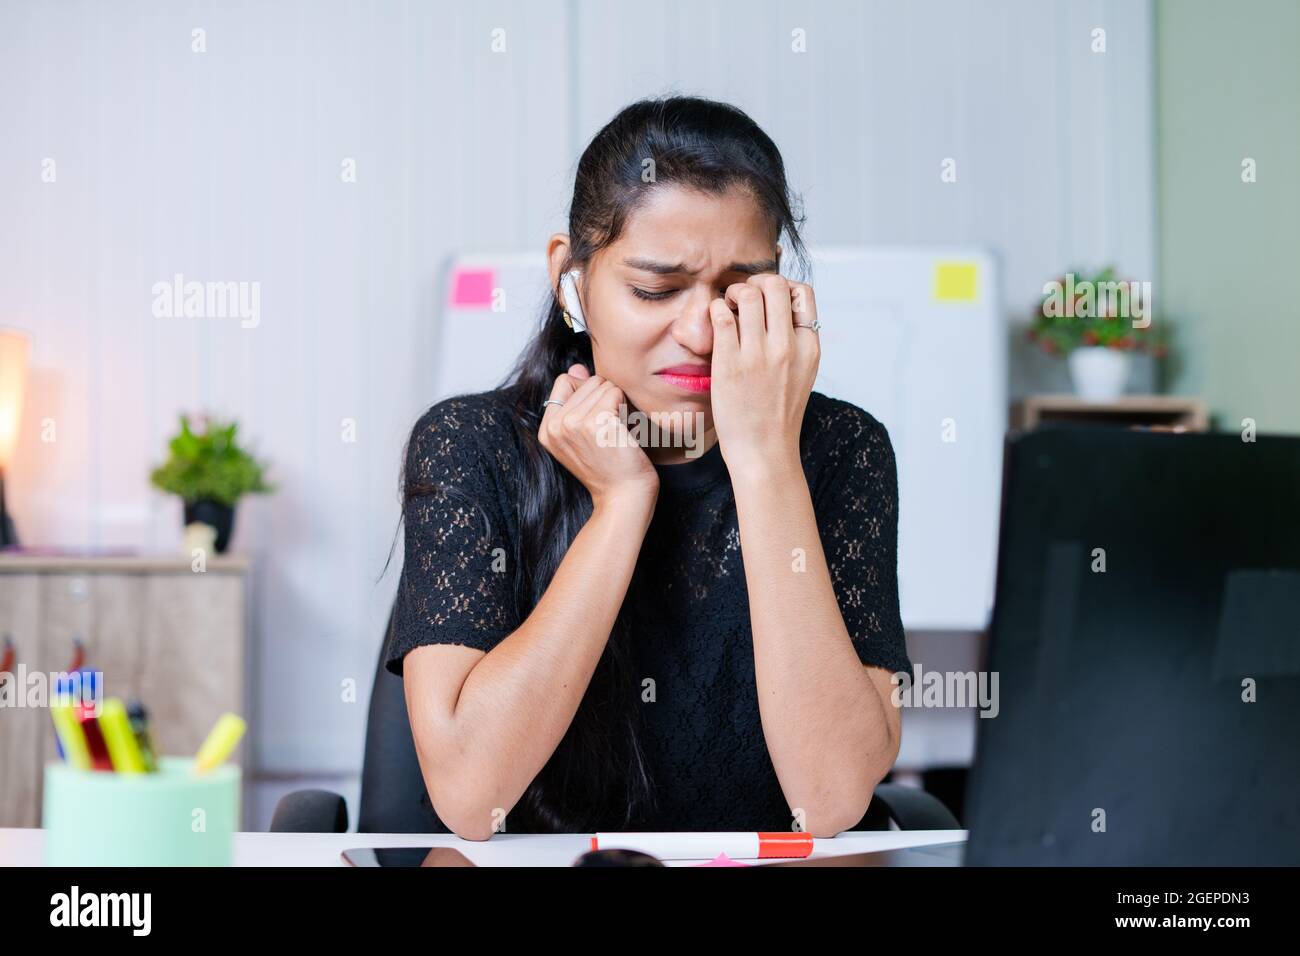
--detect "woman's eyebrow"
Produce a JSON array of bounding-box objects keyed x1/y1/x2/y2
[{"x1": 622, "y1": 257, "x2": 779, "y2": 276}]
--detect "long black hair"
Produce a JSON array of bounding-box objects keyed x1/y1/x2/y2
[{"x1": 406, "y1": 95, "x2": 810, "y2": 832}]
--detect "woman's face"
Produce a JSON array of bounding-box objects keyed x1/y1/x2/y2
[{"x1": 549, "y1": 183, "x2": 780, "y2": 459}]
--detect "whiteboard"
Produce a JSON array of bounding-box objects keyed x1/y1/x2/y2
[
  {"x1": 807, "y1": 248, "x2": 1003, "y2": 631},
  {"x1": 433, "y1": 246, "x2": 1004, "y2": 631}
]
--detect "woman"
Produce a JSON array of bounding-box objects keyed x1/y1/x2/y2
[{"x1": 386, "y1": 95, "x2": 911, "y2": 840}]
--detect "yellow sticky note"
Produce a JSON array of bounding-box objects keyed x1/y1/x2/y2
[{"x1": 934, "y1": 261, "x2": 979, "y2": 302}]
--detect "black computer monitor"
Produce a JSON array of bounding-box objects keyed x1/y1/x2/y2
[{"x1": 964, "y1": 426, "x2": 1300, "y2": 865}]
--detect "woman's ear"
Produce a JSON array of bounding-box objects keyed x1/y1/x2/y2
[{"x1": 546, "y1": 234, "x2": 572, "y2": 292}]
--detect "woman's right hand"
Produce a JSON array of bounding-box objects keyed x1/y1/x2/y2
[{"x1": 539, "y1": 364, "x2": 659, "y2": 511}]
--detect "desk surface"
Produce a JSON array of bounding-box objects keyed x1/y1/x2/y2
[{"x1": 0, "y1": 827, "x2": 966, "y2": 867}]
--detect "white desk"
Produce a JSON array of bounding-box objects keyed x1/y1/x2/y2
[{"x1": 0, "y1": 827, "x2": 966, "y2": 867}]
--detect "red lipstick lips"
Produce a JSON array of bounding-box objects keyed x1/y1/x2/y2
[{"x1": 656, "y1": 364, "x2": 712, "y2": 393}]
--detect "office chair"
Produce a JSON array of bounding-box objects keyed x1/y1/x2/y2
[{"x1": 270, "y1": 603, "x2": 961, "y2": 834}]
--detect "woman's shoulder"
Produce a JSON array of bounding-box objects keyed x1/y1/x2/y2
[
  {"x1": 405, "y1": 387, "x2": 522, "y2": 480},
  {"x1": 802, "y1": 390, "x2": 894, "y2": 464},
  {"x1": 411, "y1": 387, "x2": 517, "y2": 439}
]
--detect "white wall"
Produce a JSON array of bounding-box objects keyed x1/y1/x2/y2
[{"x1": 0, "y1": 0, "x2": 1154, "y2": 775}]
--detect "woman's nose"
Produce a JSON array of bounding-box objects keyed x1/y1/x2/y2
[{"x1": 670, "y1": 289, "x2": 717, "y2": 354}]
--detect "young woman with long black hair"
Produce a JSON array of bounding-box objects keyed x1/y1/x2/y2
[{"x1": 385, "y1": 95, "x2": 911, "y2": 840}]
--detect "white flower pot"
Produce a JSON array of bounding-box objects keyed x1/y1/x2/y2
[{"x1": 1067, "y1": 347, "x2": 1131, "y2": 401}]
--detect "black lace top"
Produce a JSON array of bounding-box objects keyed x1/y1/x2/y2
[{"x1": 386, "y1": 387, "x2": 912, "y2": 832}]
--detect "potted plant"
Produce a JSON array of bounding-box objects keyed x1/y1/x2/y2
[
  {"x1": 150, "y1": 414, "x2": 272, "y2": 553},
  {"x1": 1029, "y1": 266, "x2": 1169, "y2": 401}
]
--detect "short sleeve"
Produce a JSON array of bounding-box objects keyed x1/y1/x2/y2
[
  {"x1": 813, "y1": 402, "x2": 912, "y2": 677},
  {"x1": 385, "y1": 397, "x2": 521, "y2": 676}
]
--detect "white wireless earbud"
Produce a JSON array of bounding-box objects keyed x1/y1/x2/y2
[{"x1": 559, "y1": 270, "x2": 587, "y2": 333}]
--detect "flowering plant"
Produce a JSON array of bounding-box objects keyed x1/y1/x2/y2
[{"x1": 1028, "y1": 266, "x2": 1169, "y2": 358}]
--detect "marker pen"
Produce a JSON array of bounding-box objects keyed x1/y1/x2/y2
[
  {"x1": 590, "y1": 832, "x2": 814, "y2": 861},
  {"x1": 125, "y1": 701, "x2": 159, "y2": 773}
]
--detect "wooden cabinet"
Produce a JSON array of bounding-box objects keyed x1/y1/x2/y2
[
  {"x1": 1010, "y1": 394, "x2": 1210, "y2": 432},
  {"x1": 0, "y1": 556, "x2": 248, "y2": 827},
  {"x1": 0, "y1": 573, "x2": 41, "y2": 828}
]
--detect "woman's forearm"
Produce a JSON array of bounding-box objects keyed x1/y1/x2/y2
[
  {"x1": 731, "y1": 457, "x2": 899, "y2": 838},
  {"x1": 429, "y1": 489, "x2": 656, "y2": 838}
]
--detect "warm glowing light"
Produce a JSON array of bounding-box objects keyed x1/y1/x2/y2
[{"x1": 0, "y1": 329, "x2": 30, "y2": 471}]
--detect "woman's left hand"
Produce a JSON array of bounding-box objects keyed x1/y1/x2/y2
[{"x1": 708, "y1": 274, "x2": 821, "y2": 475}]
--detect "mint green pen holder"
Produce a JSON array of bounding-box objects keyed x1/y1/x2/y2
[{"x1": 43, "y1": 757, "x2": 240, "y2": 866}]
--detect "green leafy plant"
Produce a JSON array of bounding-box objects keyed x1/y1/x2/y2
[
  {"x1": 1028, "y1": 265, "x2": 1170, "y2": 358},
  {"x1": 150, "y1": 414, "x2": 273, "y2": 506}
]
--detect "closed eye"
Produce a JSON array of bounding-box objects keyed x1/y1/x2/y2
[
  {"x1": 632, "y1": 283, "x2": 735, "y2": 301},
  {"x1": 631, "y1": 286, "x2": 678, "y2": 301}
]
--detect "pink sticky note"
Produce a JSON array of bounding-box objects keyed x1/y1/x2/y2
[
  {"x1": 693, "y1": 853, "x2": 753, "y2": 867},
  {"x1": 450, "y1": 268, "x2": 496, "y2": 308}
]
